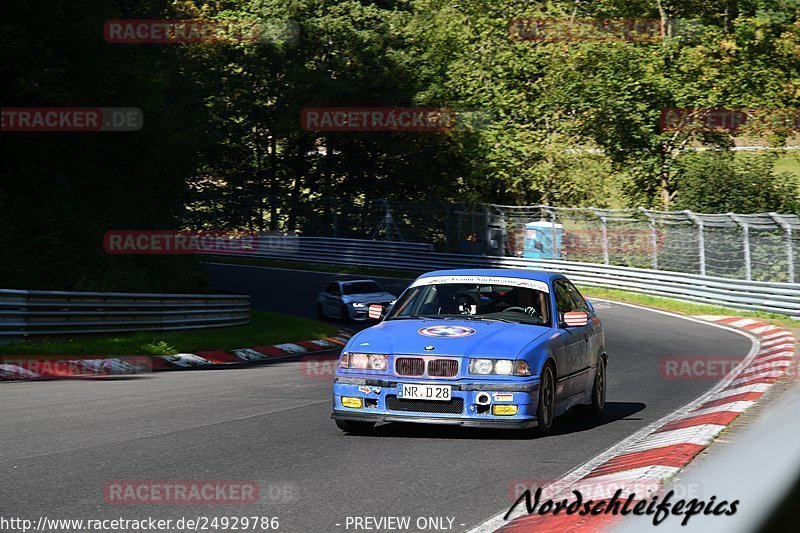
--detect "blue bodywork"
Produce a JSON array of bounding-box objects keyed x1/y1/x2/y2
[{"x1": 331, "y1": 269, "x2": 605, "y2": 429}]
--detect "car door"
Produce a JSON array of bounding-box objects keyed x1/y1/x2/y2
[
  {"x1": 561, "y1": 280, "x2": 596, "y2": 394},
  {"x1": 553, "y1": 280, "x2": 585, "y2": 398}
]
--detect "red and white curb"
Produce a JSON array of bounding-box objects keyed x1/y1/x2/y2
[
  {"x1": 471, "y1": 315, "x2": 796, "y2": 533},
  {"x1": 0, "y1": 332, "x2": 351, "y2": 380}
]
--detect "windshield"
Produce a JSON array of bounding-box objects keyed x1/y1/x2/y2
[
  {"x1": 342, "y1": 281, "x2": 383, "y2": 295},
  {"x1": 387, "y1": 283, "x2": 550, "y2": 326}
]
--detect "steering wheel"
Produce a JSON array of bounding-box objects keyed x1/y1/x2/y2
[{"x1": 503, "y1": 306, "x2": 542, "y2": 321}]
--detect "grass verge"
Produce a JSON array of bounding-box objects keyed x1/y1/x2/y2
[
  {"x1": 0, "y1": 311, "x2": 339, "y2": 357},
  {"x1": 578, "y1": 286, "x2": 798, "y2": 329}
]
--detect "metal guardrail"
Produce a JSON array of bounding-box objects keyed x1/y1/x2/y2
[
  {"x1": 296, "y1": 236, "x2": 433, "y2": 250},
  {"x1": 233, "y1": 235, "x2": 434, "y2": 254},
  {"x1": 0, "y1": 289, "x2": 250, "y2": 337},
  {"x1": 210, "y1": 238, "x2": 800, "y2": 317}
]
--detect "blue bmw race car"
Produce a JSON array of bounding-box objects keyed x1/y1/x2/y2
[{"x1": 331, "y1": 269, "x2": 607, "y2": 436}]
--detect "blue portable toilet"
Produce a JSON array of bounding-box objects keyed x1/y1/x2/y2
[{"x1": 523, "y1": 221, "x2": 563, "y2": 259}]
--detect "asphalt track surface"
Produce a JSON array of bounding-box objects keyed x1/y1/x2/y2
[{"x1": 0, "y1": 263, "x2": 752, "y2": 533}]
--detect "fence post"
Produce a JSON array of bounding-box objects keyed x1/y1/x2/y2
[
  {"x1": 686, "y1": 211, "x2": 706, "y2": 276},
  {"x1": 743, "y1": 224, "x2": 751, "y2": 281},
  {"x1": 543, "y1": 207, "x2": 559, "y2": 260},
  {"x1": 770, "y1": 213, "x2": 795, "y2": 284},
  {"x1": 594, "y1": 210, "x2": 610, "y2": 265},
  {"x1": 640, "y1": 208, "x2": 658, "y2": 270},
  {"x1": 790, "y1": 226, "x2": 796, "y2": 284},
  {"x1": 730, "y1": 214, "x2": 751, "y2": 281}
]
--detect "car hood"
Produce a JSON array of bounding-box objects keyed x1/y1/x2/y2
[{"x1": 346, "y1": 318, "x2": 551, "y2": 358}]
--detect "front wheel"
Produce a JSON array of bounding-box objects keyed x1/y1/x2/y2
[
  {"x1": 533, "y1": 364, "x2": 555, "y2": 437},
  {"x1": 316, "y1": 303, "x2": 326, "y2": 321},
  {"x1": 335, "y1": 419, "x2": 375, "y2": 435}
]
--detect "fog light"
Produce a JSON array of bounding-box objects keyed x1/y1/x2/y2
[
  {"x1": 341, "y1": 397, "x2": 363, "y2": 408},
  {"x1": 492, "y1": 404, "x2": 518, "y2": 416}
]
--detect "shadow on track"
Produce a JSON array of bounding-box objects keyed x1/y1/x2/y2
[{"x1": 341, "y1": 401, "x2": 646, "y2": 440}]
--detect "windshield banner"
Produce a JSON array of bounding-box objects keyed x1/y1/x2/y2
[{"x1": 410, "y1": 275, "x2": 550, "y2": 293}]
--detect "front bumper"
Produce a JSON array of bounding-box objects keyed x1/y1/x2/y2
[
  {"x1": 344, "y1": 306, "x2": 372, "y2": 321},
  {"x1": 332, "y1": 376, "x2": 540, "y2": 429},
  {"x1": 332, "y1": 411, "x2": 538, "y2": 429}
]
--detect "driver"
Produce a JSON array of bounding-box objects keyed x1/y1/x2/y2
[
  {"x1": 506, "y1": 287, "x2": 540, "y2": 317},
  {"x1": 438, "y1": 286, "x2": 479, "y2": 315}
]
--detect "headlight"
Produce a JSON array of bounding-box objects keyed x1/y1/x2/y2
[
  {"x1": 351, "y1": 302, "x2": 367, "y2": 308},
  {"x1": 339, "y1": 352, "x2": 388, "y2": 371},
  {"x1": 468, "y1": 358, "x2": 530, "y2": 375},
  {"x1": 469, "y1": 359, "x2": 493, "y2": 375},
  {"x1": 494, "y1": 359, "x2": 514, "y2": 375},
  {"x1": 368, "y1": 354, "x2": 387, "y2": 370},
  {"x1": 351, "y1": 353, "x2": 369, "y2": 369}
]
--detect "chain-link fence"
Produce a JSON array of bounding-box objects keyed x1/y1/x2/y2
[{"x1": 185, "y1": 198, "x2": 798, "y2": 283}]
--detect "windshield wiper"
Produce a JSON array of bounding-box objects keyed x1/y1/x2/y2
[
  {"x1": 433, "y1": 314, "x2": 515, "y2": 323},
  {"x1": 389, "y1": 314, "x2": 513, "y2": 322},
  {"x1": 461, "y1": 316, "x2": 515, "y2": 323},
  {"x1": 388, "y1": 314, "x2": 442, "y2": 320}
]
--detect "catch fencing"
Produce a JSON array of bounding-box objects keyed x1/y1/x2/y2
[
  {"x1": 186, "y1": 199, "x2": 798, "y2": 284},
  {"x1": 0, "y1": 289, "x2": 250, "y2": 338}
]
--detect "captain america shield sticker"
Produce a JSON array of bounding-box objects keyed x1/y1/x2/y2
[{"x1": 418, "y1": 325, "x2": 476, "y2": 338}]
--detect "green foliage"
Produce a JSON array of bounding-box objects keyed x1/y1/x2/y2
[
  {"x1": 672, "y1": 151, "x2": 800, "y2": 212},
  {"x1": 2, "y1": 0, "x2": 798, "y2": 292}
]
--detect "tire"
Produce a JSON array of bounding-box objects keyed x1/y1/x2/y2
[
  {"x1": 340, "y1": 303, "x2": 351, "y2": 322},
  {"x1": 590, "y1": 356, "x2": 606, "y2": 417},
  {"x1": 316, "y1": 303, "x2": 326, "y2": 321},
  {"x1": 336, "y1": 419, "x2": 375, "y2": 435},
  {"x1": 533, "y1": 363, "x2": 556, "y2": 437}
]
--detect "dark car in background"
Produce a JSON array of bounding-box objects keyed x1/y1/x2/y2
[{"x1": 316, "y1": 279, "x2": 397, "y2": 322}]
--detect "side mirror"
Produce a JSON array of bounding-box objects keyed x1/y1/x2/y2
[
  {"x1": 562, "y1": 311, "x2": 589, "y2": 327},
  {"x1": 368, "y1": 304, "x2": 386, "y2": 320}
]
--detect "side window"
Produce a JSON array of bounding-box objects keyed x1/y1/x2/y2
[
  {"x1": 554, "y1": 281, "x2": 573, "y2": 315},
  {"x1": 565, "y1": 282, "x2": 590, "y2": 313},
  {"x1": 326, "y1": 283, "x2": 340, "y2": 295}
]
